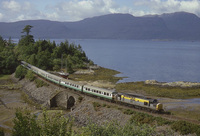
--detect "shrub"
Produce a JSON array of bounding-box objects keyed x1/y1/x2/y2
[
  {"x1": 25, "y1": 70, "x2": 35, "y2": 81},
  {"x1": 12, "y1": 109, "x2": 40, "y2": 136},
  {"x1": 12, "y1": 109, "x2": 74, "y2": 136},
  {"x1": 102, "y1": 103, "x2": 107, "y2": 107},
  {"x1": 81, "y1": 120, "x2": 156, "y2": 136},
  {"x1": 78, "y1": 96, "x2": 83, "y2": 103},
  {"x1": 123, "y1": 109, "x2": 136, "y2": 115},
  {"x1": 34, "y1": 79, "x2": 48, "y2": 88},
  {"x1": 92, "y1": 102, "x2": 101, "y2": 111},
  {"x1": 15, "y1": 65, "x2": 27, "y2": 79},
  {"x1": 0, "y1": 128, "x2": 4, "y2": 136},
  {"x1": 130, "y1": 112, "x2": 171, "y2": 126},
  {"x1": 171, "y1": 120, "x2": 200, "y2": 135}
]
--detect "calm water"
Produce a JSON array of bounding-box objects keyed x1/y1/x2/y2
[
  {"x1": 11, "y1": 38, "x2": 200, "y2": 83},
  {"x1": 69, "y1": 39, "x2": 200, "y2": 83}
]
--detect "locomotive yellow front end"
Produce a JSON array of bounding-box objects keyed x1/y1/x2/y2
[{"x1": 156, "y1": 103, "x2": 163, "y2": 111}]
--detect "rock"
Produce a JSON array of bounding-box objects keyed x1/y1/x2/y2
[
  {"x1": 145, "y1": 80, "x2": 200, "y2": 88},
  {"x1": 145, "y1": 80, "x2": 158, "y2": 84},
  {"x1": 74, "y1": 69, "x2": 94, "y2": 75}
]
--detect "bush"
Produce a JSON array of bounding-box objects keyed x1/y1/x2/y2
[
  {"x1": 25, "y1": 70, "x2": 35, "y2": 81},
  {"x1": 130, "y1": 112, "x2": 171, "y2": 126},
  {"x1": 171, "y1": 120, "x2": 200, "y2": 135},
  {"x1": 92, "y1": 102, "x2": 101, "y2": 111},
  {"x1": 123, "y1": 109, "x2": 136, "y2": 115},
  {"x1": 12, "y1": 109, "x2": 40, "y2": 136},
  {"x1": 15, "y1": 65, "x2": 27, "y2": 79},
  {"x1": 0, "y1": 128, "x2": 4, "y2": 136},
  {"x1": 81, "y1": 120, "x2": 156, "y2": 136},
  {"x1": 78, "y1": 96, "x2": 83, "y2": 103},
  {"x1": 34, "y1": 79, "x2": 48, "y2": 88},
  {"x1": 12, "y1": 109, "x2": 74, "y2": 136}
]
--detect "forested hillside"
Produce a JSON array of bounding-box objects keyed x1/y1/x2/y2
[{"x1": 0, "y1": 25, "x2": 92, "y2": 75}]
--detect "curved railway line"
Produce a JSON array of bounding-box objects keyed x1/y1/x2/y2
[{"x1": 21, "y1": 61, "x2": 200, "y2": 125}]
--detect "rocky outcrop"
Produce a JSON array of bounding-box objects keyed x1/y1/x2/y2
[{"x1": 145, "y1": 80, "x2": 200, "y2": 88}]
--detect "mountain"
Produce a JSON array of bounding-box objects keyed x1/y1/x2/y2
[{"x1": 0, "y1": 12, "x2": 200, "y2": 40}]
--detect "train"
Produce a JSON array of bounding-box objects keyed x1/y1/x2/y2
[{"x1": 21, "y1": 61, "x2": 163, "y2": 111}]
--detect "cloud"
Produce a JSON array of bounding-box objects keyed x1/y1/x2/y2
[
  {"x1": 0, "y1": 0, "x2": 35, "y2": 22},
  {"x1": 0, "y1": 0, "x2": 200, "y2": 22},
  {"x1": 133, "y1": 0, "x2": 200, "y2": 16},
  {"x1": 2, "y1": 0, "x2": 21, "y2": 12},
  {"x1": 53, "y1": 0, "x2": 119, "y2": 21},
  {"x1": 0, "y1": 13, "x2": 3, "y2": 20}
]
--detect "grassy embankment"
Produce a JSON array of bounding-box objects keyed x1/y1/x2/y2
[
  {"x1": 69, "y1": 67, "x2": 200, "y2": 99},
  {"x1": 92, "y1": 101, "x2": 200, "y2": 135},
  {"x1": 69, "y1": 68, "x2": 200, "y2": 120},
  {"x1": 116, "y1": 81, "x2": 200, "y2": 99},
  {"x1": 69, "y1": 67, "x2": 123, "y2": 83}
]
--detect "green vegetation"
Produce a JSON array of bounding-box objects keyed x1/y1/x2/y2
[
  {"x1": 0, "y1": 37, "x2": 18, "y2": 74},
  {"x1": 20, "y1": 91, "x2": 40, "y2": 108},
  {"x1": 12, "y1": 109, "x2": 74, "y2": 136},
  {"x1": 8, "y1": 106, "x2": 200, "y2": 136},
  {"x1": 0, "y1": 127, "x2": 4, "y2": 136},
  {"x1": 0, "y1": 25, "x2": 92, "y2": 76},
  {"x1": 92, "y1": 102, "x2": 101, "y2": 111},
  {"x1": 34, "y1": 79, "x2": 49, "y2": 88},
  {"x1": 0, "y1": 75, "x2": 10, "y2": 80},
  {"x1": 70, "y1": 67, "x2": 122, "y2": 83},
  {"x1": 15, "y1": 25, "x2": 91, "y2": 73},
  {"x1": 116, "y1": 82, "x2": 200, "y2": 99},
  {"x1": 25, "y1": 70, "x2": 35, "y2": 81},
  {"x1": 15, "y1": 65, "x2": 27, "y2": 79},
  {"x1": 171, "y1": 121, "x2": 200, "y2": 135},
  {"x1": 78, "y1": 96, "x2": 83, "y2": 103},
  {"x1": 123, "y1": 109, "x2": 200, "y2": 135},
  {"x1": 11, "y1": 109, "x2": 158, "y2": 136},
  {"x1": 129, "y1": 112, "x2": 172, "y2": 126},
  {"x1": 81, "y1": 121, "x2": 156, "y2": 136}
]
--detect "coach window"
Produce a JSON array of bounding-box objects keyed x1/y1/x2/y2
[
  {"x1": 99, "y1": 91, "x2": 101, "y2": 94},
  {"x1": 104, "y1": 92, "x2": 106, "y2": 95},
  {"x1": 107, "y1": 93, "x2": 109, "y2": 96}
]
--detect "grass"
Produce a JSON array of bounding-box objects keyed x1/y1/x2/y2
[
  {"x1": 170, "y1": 110, "x2": 200, "y2": 121},
  {"x1": 21, "y1": 91, "x2": 41, "y2": 108},
  {"x1": 0, "y1": 75, "x2": 10, "y2": 80},
  {"x1": 69, "y1": 67, "x2": 123, "y2": 83},
  {"x1": 116, "y1": 81, "x2": 200, "y2": 99}
]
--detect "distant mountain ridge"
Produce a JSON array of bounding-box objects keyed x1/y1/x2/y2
[{"x1": 0, "y1": 12, "x2": 200, "y2": 40}]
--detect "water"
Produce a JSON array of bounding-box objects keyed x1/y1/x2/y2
[
  {"x1": 68, "y1": 39, "x2": 200, "y2": 83},
  {"x1": 9, "y1": 38, "x2": 200, "y2": 83}
]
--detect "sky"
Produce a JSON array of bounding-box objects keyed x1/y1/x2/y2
[{"x1": 0, "y1": 0, "x2": 200, "y2": 22}]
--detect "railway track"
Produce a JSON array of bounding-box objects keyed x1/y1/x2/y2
[{"x1": 35, "y1": 74, "x2": 200, "y2": 125}]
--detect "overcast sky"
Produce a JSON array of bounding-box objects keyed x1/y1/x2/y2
[{"x1": 0, "y1": 0, "x2": 200, "y2": 22}]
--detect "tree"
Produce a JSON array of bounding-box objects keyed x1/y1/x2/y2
[
  {"x1": 12, "y1": 109, "x2": 74, "y2": 136},
  {"x1": 21, "y1": 25, "x2": 33, "y2": 36},
  {"x1": 15, "y1": 65, "x2": 27, "y2": 79},
  {"x1": 12, "y1": 109, "x2": 40, "y2": 136},
  {"x1": 0, "y1": 36, "x2": 18, "y2": 74}
]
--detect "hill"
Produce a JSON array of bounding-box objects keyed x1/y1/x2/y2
[{"x1": 1, "y1": 12, "x2": 200, "y2": 40}]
